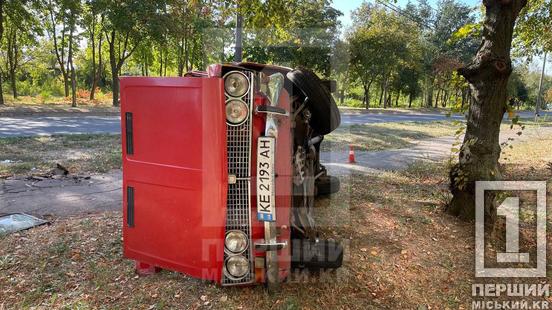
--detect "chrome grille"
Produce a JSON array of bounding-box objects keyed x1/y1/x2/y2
[{"x1": 222, "y1": 70, "x2": 255, "y2": 285}]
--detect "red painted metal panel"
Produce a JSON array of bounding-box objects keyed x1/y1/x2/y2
[{"x1": 120, "y1": 77, "x2": 227, "y2": 283}]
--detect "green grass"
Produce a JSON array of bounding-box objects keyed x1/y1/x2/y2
[
  {"x1": 322, "y1": 121, "x2": 458, "y2": 152},
  {"x1": 0, "y1": 134, "x2": 121, "y2": 177}
]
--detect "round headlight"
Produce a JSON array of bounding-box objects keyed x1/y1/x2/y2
[
  {"x1": 225, "y1": 255, "x2": 249, "y2": 279},
  {"x1": 225, "y1": 99, "x2": 249, "y2": 125},
  {"x1": 224, "y1": 72, "x2": 249, "y2": 97},
  {"x1": 225, "y1": 230, "x2": 248, "y2": 254}
]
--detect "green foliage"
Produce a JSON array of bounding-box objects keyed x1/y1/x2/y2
[
  {"x1": 0, "y1": 0, "x2": 547, "y2": 109},
  {"x1": 515, "y1": 0, "x2": 552, "y2": 58}
]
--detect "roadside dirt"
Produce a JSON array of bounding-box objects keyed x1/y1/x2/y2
[{"x1": 0, "y1": 170, "x2": 121, "y2": 218}]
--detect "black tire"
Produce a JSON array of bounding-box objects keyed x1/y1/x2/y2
[
  {"x1": 287, "y1": 68, "x2": 341, "y2": 135},
  {"x1": 316, "y1": 175, "x2": 340, "y2": 196},
  {"x1": 291, "y1": 239, "x2": 344, "y2": 270}
]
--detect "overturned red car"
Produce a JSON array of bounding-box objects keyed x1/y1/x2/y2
[{"x1": 120, "y1": 62, "x2": 343, "y2": 287}]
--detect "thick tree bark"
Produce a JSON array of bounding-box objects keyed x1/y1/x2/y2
[{"x1": 448, "y1": 0, "x2": 527, "y2": 225}]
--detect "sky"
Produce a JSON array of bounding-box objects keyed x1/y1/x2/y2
[
  {"x1": 332, "y1": 0, "x2": 480, "y2": 29},
  {"x1": 332, "y1": 0, "x2": 551, "y2": 75}
]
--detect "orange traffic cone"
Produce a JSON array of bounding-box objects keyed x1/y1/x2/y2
[{"x1": 348, "y1": 145, "x2": 356, "y2": 164}]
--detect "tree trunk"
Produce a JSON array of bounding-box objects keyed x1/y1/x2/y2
[
  {"x1": 164, "y1": 50, "x2": 168, "y2": 76},
  {"x1": 68, "y1": 24, "x2": 76, "y2": 107},
  {"x1": 107, "y1": 30, "x2": 139, "y2": 107},
  {"x1": 109, "y1": 35, "x2": 120, "y2": 107},
  {"x1": 442, "y1": 90, "x2": 448, "y2": 108},
  {"x1": 378, "y1": 82, "x2": 384, "y2": 107},
  {"x1": 49, "y1": 6, "x2": 69, "y2": 98},
  {"x1": 408, "y1": 92, "x2": 413, "y2": 108},
  {"x1": 364, "y1": 84, "x2": 369, "y2": 109},
  {"x1": 535, "y1": 51, "x2": 547, "y2": 115},
  {"x1": 159, "y1": 48, "x2": 163, "y2": 77},
  {"x1": 90, "y1": 16, "x2": 98, "y2": 100},
  {"x1": 425, "y1": 76, "x2": 434, "y2": 107},
  {"x1": 0, "y1": 75, "x2": 4, "y2": 105},
  {"x1": 448, "y1": 0, "x2": 527, "y2": 226},
  {"x1": 178, "y1": 37, "x2": 185, "y2": 77},
  {"x1": 144, "y1": 54, "x2": 149, "y2": 76},
  {"x1": 395, "y1": 92, "x2": 400, "y2": 107},
  {"x1": 90, "y1": 38, "x2": 96, "y2": 100},
  {"x1": 10, "y1": 71, "x2": 16, "y2": 99},
  {"x1": 7, "y1": 28, "x2": 17, "y2": 99},
  {"x1": 185, "y1": 34, "x2": 191, "y2": 72},
  {"x1": 112, "y1": 68, "x2": 119, "y2": 107},
  {"x1": 363, "y1": 80, "x2": 372, "y2": 109},
  {"x1": 382, "y1": 76, "x2": 389, "y2": 108},
  {"x1": 0, "y1": 0, "x2": 4, "y2": 105},
  {"x1": 97, "y1": 28, "x2": 104, "y2": 88}
]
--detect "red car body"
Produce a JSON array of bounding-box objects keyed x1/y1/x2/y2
[{"x1": 120, "y1": 64, "x2": 293, "y2": 285}]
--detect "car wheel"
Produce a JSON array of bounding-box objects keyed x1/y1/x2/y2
[
  {"x1": 287, "y1": 68, "x2": 341, "y2": 135},
  {"x1": 315, "y1": 175, "x2": 340, "y2": 196}
]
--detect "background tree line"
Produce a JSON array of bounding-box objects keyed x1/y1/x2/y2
[{"x1": 0, "y1": 0, "x2": 549, "y2": 110}]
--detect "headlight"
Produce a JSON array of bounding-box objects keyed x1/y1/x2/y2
[
  {"x1": 225, "y1": 255, "x2": 249, "y2": 279},
  {"x1": 226, "y1": 99, "x2": 249, "y2": 125},
  {"x1": 224, "y1": 71, "x2": 249, "y2": 97},
  {"x1": 225, "y1": 230, "x2": 248, "y2": 254}
]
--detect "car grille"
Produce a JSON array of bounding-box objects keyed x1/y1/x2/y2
[{"x1": 222, "y1": 70, "x2": 255, "y2": 285}]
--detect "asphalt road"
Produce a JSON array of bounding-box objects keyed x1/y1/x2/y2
[
  {"x1": 0, "y1": 110, "x2": 549, "y2": 137},
  {"x1": 0, "y1": 115, "x2": 121, "y2": 137}
]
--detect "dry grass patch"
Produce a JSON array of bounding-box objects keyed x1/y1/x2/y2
[
  {"x1": 322, "y1": 121, "x2": 458, "y2": 152},
  {"x1": 0, "y1": 100, "x2": 118, "y2": 117},
  {"x1": 0, "y1": 134, "x2": 121, "y2": 177}
]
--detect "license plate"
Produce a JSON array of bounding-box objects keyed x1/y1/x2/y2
[{"x1": 257, "y1": 137, "x2": 276, "y2": 222}]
